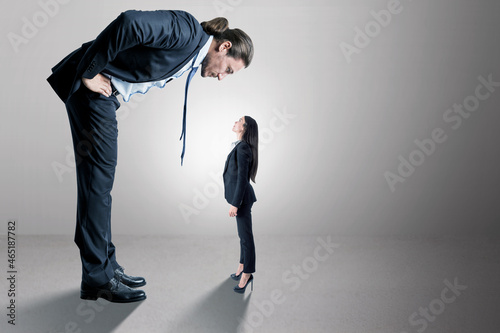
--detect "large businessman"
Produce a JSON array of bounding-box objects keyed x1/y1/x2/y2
[{"x1": 47, "y1": 9, "x2": 254, "y2": 303}]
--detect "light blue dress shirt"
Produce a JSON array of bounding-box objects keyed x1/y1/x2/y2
[
  {"x1": 107, "y1": 36, "x2": 213, "y2": 102},
  {"x1": 231, "y1": 140, "x2": 242, "y2": 149}
]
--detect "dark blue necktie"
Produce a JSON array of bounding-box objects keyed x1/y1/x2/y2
[{"x1": 179, "y1": 65, "x2": 198, "y2": 165}]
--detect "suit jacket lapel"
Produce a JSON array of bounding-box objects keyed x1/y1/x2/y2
[{"x1": 224, "y1": 146, "x2": 236, "y2": 174}]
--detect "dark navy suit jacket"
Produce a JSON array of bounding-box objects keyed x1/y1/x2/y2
[
  {"x1": 223, "y1": 141, "x2": 257, "y2": 208},
  {"x1": 47, "y1": 10, "x2": 210, "y2": 103}
]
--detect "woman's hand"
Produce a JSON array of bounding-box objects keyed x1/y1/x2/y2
[
  {"x1": 82, "y1": 74, "x2": 112, "y2": 97},
  {"x1": 229, "y1": 205, "x2": 238, "y2": 217}
]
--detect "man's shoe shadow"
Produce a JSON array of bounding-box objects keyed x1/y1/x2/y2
[{"x1": 20, "y1": 289, "x2": 142, "y2": 333}]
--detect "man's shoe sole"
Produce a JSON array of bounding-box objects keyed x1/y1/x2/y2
[{"x1": 80, "y1": 291, "x2": 147, "y2": 303}]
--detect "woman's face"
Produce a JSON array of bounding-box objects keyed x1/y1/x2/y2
[{"x1": 232, "y1": 116, "x2": 246, "y2": 136}]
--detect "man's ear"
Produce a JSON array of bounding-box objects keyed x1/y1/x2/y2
[{"x1": 218, "y1": 41, "x2": 232, "y2": 52}]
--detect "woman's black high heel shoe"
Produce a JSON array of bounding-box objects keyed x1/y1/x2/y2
[
  {"x1": 234, "y1": 274, "x2": 253, "y2": 294},
  {"x1": 230, "y1": 271, "x2": 243, "y2": 281}
]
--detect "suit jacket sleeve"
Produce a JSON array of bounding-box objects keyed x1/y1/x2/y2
[
  {"x1": 230, "y1": 143, "x2": 253, "y2": 208},
  {"x1": 78, "y1": 10, "x2": 201, "y2": 79}
]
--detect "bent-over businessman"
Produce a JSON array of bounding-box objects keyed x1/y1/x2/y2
[{"x1": 47, "y1": 9, "x2": 254, "y2": 303}]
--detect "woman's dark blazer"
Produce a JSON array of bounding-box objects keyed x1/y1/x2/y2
[{"x1": 223, "y1": 141, "x2": 257, "y2": 208}]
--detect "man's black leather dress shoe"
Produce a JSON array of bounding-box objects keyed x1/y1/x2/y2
[
  {"x1": 80, "y1": 277, "x2": 146, "y2": 303},
  {"x1": 114, "y1": 267, "x2": 146, "y2": 288}
]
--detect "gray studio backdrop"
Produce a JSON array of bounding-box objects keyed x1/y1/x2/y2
[{"x1": 1, "y1": 0, "x2": 500, "y2": 236}]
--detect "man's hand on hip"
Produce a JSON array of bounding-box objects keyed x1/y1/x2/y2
[{"x1": 82, "y1": 74, "x2": 112, "y2": 97}]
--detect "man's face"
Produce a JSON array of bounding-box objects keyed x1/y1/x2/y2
[{"x1": 200, "y1": 42, "x2": 246, "y2": 81}]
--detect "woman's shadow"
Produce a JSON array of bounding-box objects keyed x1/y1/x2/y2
[
  {"x1": 19, "y1": 289, "x2": 142, "y2": 333},
  {"x1": 172, "y1": 278, "x2": 252, "y2": 333}
]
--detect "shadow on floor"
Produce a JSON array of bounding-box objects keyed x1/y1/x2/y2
[
  {"x1": 20, "y1": 289, "x2": 142, "y2": 333},
  {"x1": 172, "y1": 278, "x2": 252, "y2": 333}
]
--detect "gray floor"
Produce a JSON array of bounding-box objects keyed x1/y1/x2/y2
[{"x1": 1, "y1": 234, "x2": 499, "y2": 333}]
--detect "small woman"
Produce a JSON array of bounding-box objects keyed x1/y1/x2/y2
[{"x1": 223, "y1": 116, "x2": 258, "y2": 293}]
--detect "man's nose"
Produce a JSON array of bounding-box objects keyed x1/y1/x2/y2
[{"x1": 218, "y1": 73, "x2": 228, "y2": 81}]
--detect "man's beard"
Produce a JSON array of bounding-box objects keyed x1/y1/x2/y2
[{"x1": 200, "y1": 53, "x2": 210, "y2": 77}]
